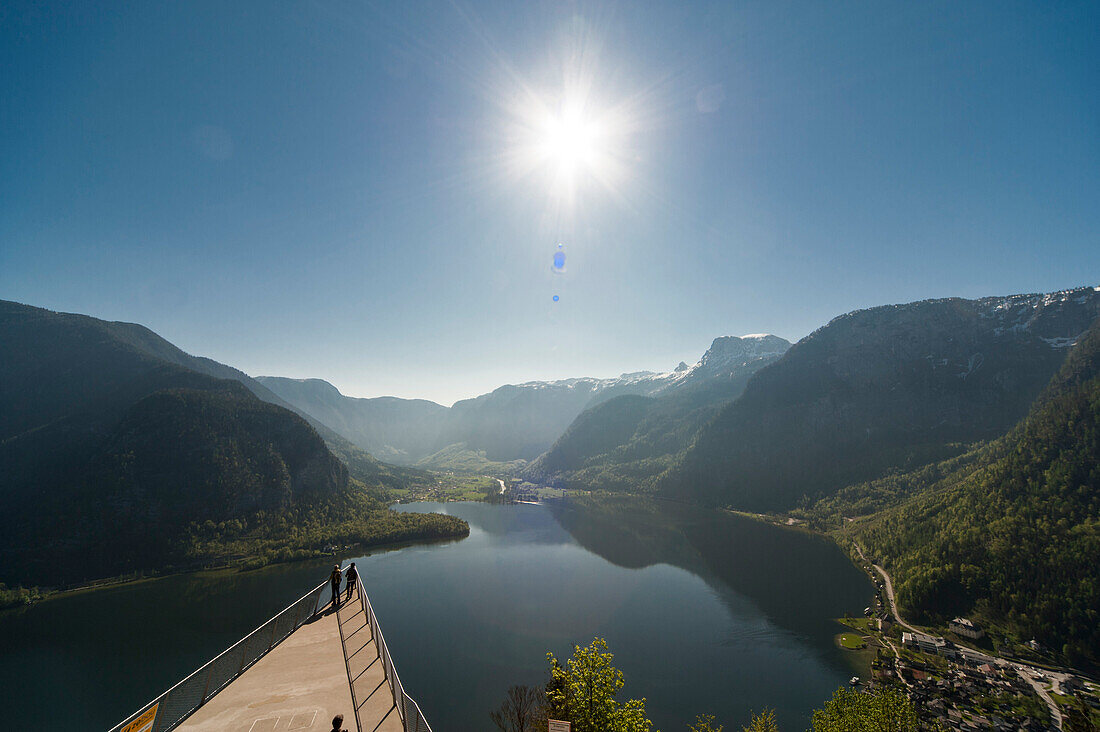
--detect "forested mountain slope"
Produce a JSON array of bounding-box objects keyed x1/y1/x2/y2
[
  {"x1": 662, "y1": 288, "x2": 1100, "y2": 511},
  {"x1": 55, "y1": 311, "x2": 414, "y2": 488},
  {"x1": 0, "y1": 301, "x2": 465, "y2": 585},
  {"x1": 850, "y1": 314, "x2": 1100, "y2": 666}
]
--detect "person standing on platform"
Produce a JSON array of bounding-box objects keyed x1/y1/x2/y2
[
  {"x1": 344, "y1": 562, "x2": 359, "y2": 602},
  {"x1": 329, "y1": 564, "x2": 342, "y2": 608}
]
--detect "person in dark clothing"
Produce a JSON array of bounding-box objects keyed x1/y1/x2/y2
[
  {"x1": 344, "y1": 562, "x2": 359, "y2": 601},
  {"x1": 329, "y1": 564, "x2": 342, "y2": 608},
  {"x1": 330, "y1": 713, "x2": 348, "y2": 732}
]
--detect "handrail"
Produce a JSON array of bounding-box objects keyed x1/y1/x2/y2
[{"x1": 359, "y1": 586, "x2": 434, "y2": 732}]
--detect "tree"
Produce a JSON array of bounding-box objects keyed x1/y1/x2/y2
[
  {"x1": 545, "y1": 637, "x2": 657, "y2": 732},
  {"x1": 688, "y1": 714, "x2": 723, "y2": 732},
  {"x1": 741, "y1": 709, "x2": 778, "y2": 732},
  {"x1": 490, "y1": 684, "x2": 546, "y2": 732},
  {"x1": 810, "y1": 687, "x2": 918, "y2": 732}
]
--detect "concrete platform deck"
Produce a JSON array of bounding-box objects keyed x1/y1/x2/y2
[{"x1": 177, "y1": 591, "x2": 402, "y2": 732}]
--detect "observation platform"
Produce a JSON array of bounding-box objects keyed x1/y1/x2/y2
[
  {"x1": 112, "y1": 567, "x2": 431, "y2": 732},
  {"x1": 177, "y1": 590, "x2": 401, "y2": 732}
]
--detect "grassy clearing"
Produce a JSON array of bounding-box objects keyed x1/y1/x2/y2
[
  {"x1": 397, "y1": 474, "x2": 503, "y2": 503},
  {"x1": 838, "y1": 633, "x2": 867, "y2": 650},
  {"x1": 833, "y1": 619, "x2": 881, "y2": 677}
]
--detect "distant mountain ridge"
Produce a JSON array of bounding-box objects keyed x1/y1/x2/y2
[
  {"x1": 255, "y1": 376, "x2": 449, "y2": 464},
  {"x1": 662, "y1": 287, "x2": 1100, "y2": 511},
  {"x1": 523, "y1": 334, "x2": 793, "y2": 489},
  {"x1": 260, "y1": 334, "x2": 792, "y2": 469},
  {"x1": 667, "y1": 333, "x2": 791, "y2": 390}
]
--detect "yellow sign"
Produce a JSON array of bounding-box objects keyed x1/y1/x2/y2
[{"x1": 121, "y1": 704, "x2": 158, "y2": 732}]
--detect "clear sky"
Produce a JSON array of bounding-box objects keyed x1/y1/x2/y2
[{"x1": 2, "y1": 1, "x2": 1098, "y2": 405}]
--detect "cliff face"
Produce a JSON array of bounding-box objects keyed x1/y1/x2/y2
[{"x1": 664, "y1": 288, "x2": 1100, "y2": 511}]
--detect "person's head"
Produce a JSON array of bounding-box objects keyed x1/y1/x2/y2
[
  {"x1": 331, "y1": 714, "x2": 344, "y2": 730},
  {"x1": 350, "y1": 562, "x2": 356, "y2": 568},
  {"x1": 333, "y1": 564, "x2": 339, "y2": 571}
]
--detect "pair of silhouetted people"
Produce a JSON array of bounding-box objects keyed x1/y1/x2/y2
[{"x1": 329, "y1": 562, "x2": 359, "y2": 608}]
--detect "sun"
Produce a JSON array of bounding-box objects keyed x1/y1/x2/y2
[{"x1": 539, "y1": 105, "x2": 599, "y2": 177}]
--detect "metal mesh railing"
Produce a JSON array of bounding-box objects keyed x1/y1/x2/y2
[
  {"x1": 110, "y1": 567, "x2": 434, "y2": 732},
  {"x1": 108, "y1": 575, "x2": 331, "y2": 732},
  {"x1": 357, "y1": 590, "x2": 434, "y2": 732}
]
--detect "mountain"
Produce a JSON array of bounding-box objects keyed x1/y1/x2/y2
[
  {"x1": 255, "y1": 376, "x2": 448, "y2": 464},
  {"x1": 662, "y1": 287, "x2": 1100, "y2": 511},
  {"x1": 0, "y1": 301, "x2": 465, "y2": 585},
  {"x1": 661, "y1": 334, "x2": 792, "y2": 393},
  {"x1": 523, "y1": 334, "x2": 791, "y2": 490},
  {"x1": 260, "y1": 366, "x2": 697, "y2": 471},
  {"x1": 0, "y1": 299, "x2": 416, "y2": 488},
  {"x1": 848, "y1": 312, "x2": 1100, "y2": 666},
  {"x1": 437, "y1": 373, "x2": 671, "y2": 463}
]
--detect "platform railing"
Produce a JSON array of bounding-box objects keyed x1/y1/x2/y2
[
  {"x1": 108, "y1": 565, "x2": 432, "y2": 732},
  {"x1": 354, "y1": 587, "x2": 434, "y2": 732}
]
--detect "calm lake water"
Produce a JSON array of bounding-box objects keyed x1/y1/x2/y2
[{"x1": 0, "y1": 499, "x2": 871, "y2": 730}]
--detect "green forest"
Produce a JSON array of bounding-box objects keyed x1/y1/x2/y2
[
  {"x1": 845, "y1": 318, "x2": 1100, "y2": 666},
  {"x1": 181, "y1": 478, "x2": 469, "y2": 570}
]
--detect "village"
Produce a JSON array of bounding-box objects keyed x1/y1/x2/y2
[{"x1": 840, "y1": 547, "x2": 1100, "y2": 731}]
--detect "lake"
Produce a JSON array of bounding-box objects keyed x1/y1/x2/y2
[{"x1": 0, "y1": 498, "x2": 872, "y2": 730}]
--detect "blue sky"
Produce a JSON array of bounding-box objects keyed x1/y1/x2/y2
[{"x1": 2, "y1": 1, "x2": 1098, "y2": 405}]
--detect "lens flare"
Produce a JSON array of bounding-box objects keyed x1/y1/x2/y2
[{"x1": 552, "y1": 250, "x2": 566, "y2": 272}]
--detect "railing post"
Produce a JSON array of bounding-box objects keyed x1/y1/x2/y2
[
  {"x1": 199, "y1": 660, "x2": 215, "y2": 706},
  {"x1": 268, "y1": 613, "x2": 279, "y2": 650}
]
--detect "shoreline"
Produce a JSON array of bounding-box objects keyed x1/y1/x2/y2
[{"x1": 0, "y1": 528, "x2": 468, "y2": 615}]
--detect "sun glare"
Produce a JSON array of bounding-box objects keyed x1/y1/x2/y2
[
  {"x1": 494, "y1": 25, "x2": 646, "y2": 209},
  {"x1": 507, "y1": 89, "x2": 631, "y2": 206}
]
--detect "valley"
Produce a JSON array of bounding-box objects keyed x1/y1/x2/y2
[{"x1": 3, "y1": 287, "x2": 1099, "y2": 730}]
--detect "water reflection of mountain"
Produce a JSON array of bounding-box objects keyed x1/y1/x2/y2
[{"x1": 547, "y1": 497, "x2": 872, "y2": 649}]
